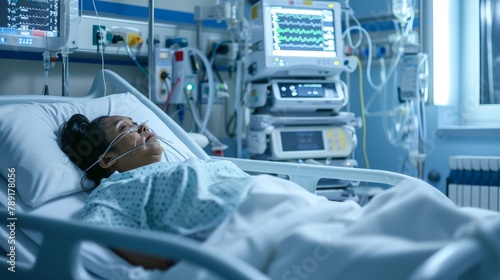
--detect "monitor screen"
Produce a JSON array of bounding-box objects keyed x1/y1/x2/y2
[
  {"x1": 277, "y1": 82, "x2": 327, "y2": 98},
  {"x1": 0, "y1": 0, "x2": 60, "y2": 38},
  {"x1": 0, "y1": 0, "x2": 78, "y2": 52},
  {"x1": 249, "y1": 1, "x2": 344, "y2": 81},
  {"x1": 281, "y1": 130, "x2": 325, "y2": 152},
  {"x1": 270, "y1": 7, "x2": 337, "y2": 58}
]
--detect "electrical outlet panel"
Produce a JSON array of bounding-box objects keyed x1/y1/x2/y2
[
  {"x1": 78, "y1": 15, "x2": 229, "y2": 57},
  {"x1": 169, "y1": 50, "x2": 198, "y2": 105},
  {"x1": 92, "y1": 25, "x2": 107, "y2": 46},
  {"x1": 153, "y1": 48, "x2": 174, "y2": 105},
  {"x1": 108, "y1": 26, "x2": 142, "y2": 47}
]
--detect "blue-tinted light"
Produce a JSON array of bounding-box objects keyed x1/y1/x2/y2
[{"x1": 19, "y1": 38, "x2": 33, "y2": 45}]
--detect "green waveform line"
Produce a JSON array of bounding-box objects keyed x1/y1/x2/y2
[
  {"x1": 276, "y1": 14, "x2": 322, "y2": 21},
  {"x1": 276, "y1": 27, "x2": 323, "y2": 36},
  {"x1": 276, "y1": 36, "x2": 324, "y2": 44}
]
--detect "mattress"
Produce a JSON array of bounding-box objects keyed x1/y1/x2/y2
[{"x1": 0, "y1": 176, "x2": 136, "y2": 279}]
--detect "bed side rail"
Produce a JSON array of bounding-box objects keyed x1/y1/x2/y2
[
  {"x1": 218, "y1": 157, "x2": 413, "y2": 193},
  {"x1": 0, "y1": 210, "x2": 270, "y2": 280},
  {"x1": 410, "y1": 216, "x2": 500, "y2": 280}
]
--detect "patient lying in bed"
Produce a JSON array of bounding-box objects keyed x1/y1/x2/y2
[
  {"x1": 60, "y1": 113, "x2": 260, "y2": 269},
  {"x1": 60, "y1": 114, "x2": 500, "y2": 279}
]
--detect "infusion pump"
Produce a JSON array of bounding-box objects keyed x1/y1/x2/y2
[
  {"x1": 249, "y1": 79, "x2": 347, "y2": 114},
  {"x1": 247, "y1": 125, "x2": 356, "y2": 160}
]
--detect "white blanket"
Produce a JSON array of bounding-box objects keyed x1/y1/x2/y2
[{"x1": 132, "y1": 175, "x2": 499, "y2": 280}]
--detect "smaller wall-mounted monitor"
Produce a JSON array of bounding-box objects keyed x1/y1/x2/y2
[
  {"x1": 248, "y1": 0, "x2": 345, "y2": 81},
  {"x1": 0, "y1": 0, "x2": 79, "y2": 52}
]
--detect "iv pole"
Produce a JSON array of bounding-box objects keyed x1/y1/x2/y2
[{"x1": 148, "y1": 0, "x2": 155, "y2": 100}]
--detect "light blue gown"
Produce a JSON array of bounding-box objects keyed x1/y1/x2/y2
[{"x1": 80, "y1": 159, "x2": 252, "y2": 240}]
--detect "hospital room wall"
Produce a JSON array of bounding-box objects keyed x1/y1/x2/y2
[
  {"x1": 0, "y1": 59, "x2": 145, "y2": 96},
  {"x1": 347, "y1": 0, "x2": 500, "y2": 194},
  {"x1": 0, "y1": 57, "x2": 231, "y2": 138},
  {"x1": 0, "y1": 61, "x2": 228, "y2": 140},
  {"x1": 0, "y1": 0, "x2": 233, "y2": 138}
]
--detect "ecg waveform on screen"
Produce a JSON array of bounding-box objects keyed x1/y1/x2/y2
[
  {"x1": 276, "y1": 27, "x2": 323, "y2": 36},
  {"x1": 271, "y1": 10, "x2": 335, "y2": 52},
  {"x1": 4, "y1": 0, "x2": 58, "y2": 32}
]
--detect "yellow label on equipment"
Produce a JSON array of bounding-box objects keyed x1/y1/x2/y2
[{"x1": 251, "y1": 5, "x2": 258, "y2": 20}]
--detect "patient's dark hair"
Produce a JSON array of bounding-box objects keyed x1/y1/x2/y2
[{"x1": 60, "y1": 114, "x2": 111, "y2": 190}]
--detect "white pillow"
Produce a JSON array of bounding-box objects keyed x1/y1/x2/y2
[{"x1": 0, "y1": 93, "x2": 196, "y2": 207}]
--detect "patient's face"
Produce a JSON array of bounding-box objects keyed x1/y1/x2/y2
[{"x1": 100, "y1": 115, "x2": 162, "y2": 172}]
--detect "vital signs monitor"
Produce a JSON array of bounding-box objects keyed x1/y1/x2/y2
[
  {"x1": 0, "y1": 0, "x2": 79, "y2": 52},
  {"x1": 248, "y1": 0, "x2": 345, "y2": 81}
]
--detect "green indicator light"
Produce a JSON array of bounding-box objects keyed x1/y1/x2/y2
[{"x1": 186, "y1": 84, "x2": 194, "y2": 91}]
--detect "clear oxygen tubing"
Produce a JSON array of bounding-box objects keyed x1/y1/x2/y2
[
  {"x1": 149, "y1": 129, "x2": 189, "y2": 161},
  {"x1": 342, "y1": 25, "x2": 404, "y2": 93},
  {"x1": 363, "y1": 56, "x2": 389, "y2": 116},
  {"x1": 84, "y1": 121, "x2": 187, "y2": 172},
  {"x1": 342, "y1": 0, "x2": 414, "y2": 93},
  {"x1": 183, "y1": 85, "x2": 228, "y2": 151},
  {"x1": 124, "y1": 43, "x2": 149, "y2": 77},
  {"x1": 98, "y1": 132, "x2": 188, "y2": 166},
  {"x1": 381, "y1": 70, "x2": 408, "y2": 148},
  {"x1": 342, "y1": 0, "x2": 408, "y2": 92},
  {"x1": 84, "y1": 121, "x2": 150, "y2": 172},
  {"x1": 338, "y1": 79, "x2": 350, "y2": 108},
  {"x1": 180, "y1": 47, "x2": 214, "y2": 134},
  {"x1": 362, "y1": 11, "x2": 418, "y2": 147},
  {"x1": 342, "y1": 0, "x2": 363, "y2": 50}
]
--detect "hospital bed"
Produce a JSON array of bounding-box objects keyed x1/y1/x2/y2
[{"x1": 0, "y1": 69, "x2": 498, "y2": 280}]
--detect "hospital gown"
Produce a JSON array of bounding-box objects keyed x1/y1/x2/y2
[{"x1": 80, "y1": 158, "x2": 252, "y2": 240}]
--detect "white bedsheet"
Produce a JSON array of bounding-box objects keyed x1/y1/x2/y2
[
  {"x1": 161, "y1": 175, "x2": 499, "y2": 280},
  {"x1": 4, "y1": 172, "x2": 496, "y2": 280},
  {"x1": 0, "y1": 177, "x2": 136, "y2": 279}
]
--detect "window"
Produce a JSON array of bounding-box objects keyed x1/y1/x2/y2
[
  {"x1": 465, "y1": 0, "x2": 500, "y2": 126},
  {"x1": 431, "y1": 0, "x2": 500, "y2": 127},
  {"x1": 480, "y1": 0, "x2": 500, "y2": 104}
]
